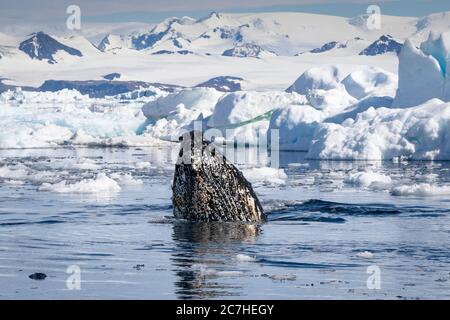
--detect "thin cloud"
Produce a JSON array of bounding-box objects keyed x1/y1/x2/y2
[{"x1": 0, "y1": 0, "x2": 395, "y2": 19}]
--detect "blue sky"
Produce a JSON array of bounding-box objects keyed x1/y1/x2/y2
[{"x1": 0, "y1": 0, "x2": 449, "y2": 27}]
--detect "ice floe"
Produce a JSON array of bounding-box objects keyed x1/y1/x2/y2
[
  {"x1": 110, "y1": 173, "x2": 144, "y2": 186},
  {"x1": 242, "y1": 167, "x2": 287, "y2": 186},
  {"x1": 391, "y1": 183, "x2": 450, "y2": 196},
  {"x1": 345, "y1": 171, "x2": 392, "y2": 189},
  {"x1": 38, "y1": 173, "x2": 121, "y2": 194},
  {"x1": 356, "y1": 251, "x2": 374, "y2": 258}
]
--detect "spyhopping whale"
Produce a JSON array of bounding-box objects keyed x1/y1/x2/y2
[{"x1": 172, "y1": 131, "x2": 265, "y2": 222}]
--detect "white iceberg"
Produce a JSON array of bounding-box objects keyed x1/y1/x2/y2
[
  {"x1": 242, "y1": 167, "x2": 287, "y2": 186},
  {"x1": 207, "y1": 90, "x2": 306, "y2": 145},
  {"x1": 142, "y1": 87, "x2": 223, "y2": 119},
  {"x1": 142, "y1": 87, "x2": 224, "y2": 141},
  {"x1": 307, "y1": 99, "x2": 450, "y2": 160},
  {"x1": 267, "y1": 65, "x2": 398, "y2": 152},
  {"x1": 268, "y1": 105, "x2": 322, "y2": 151},
  {"x1": 393, "y1": 31, "x2": 450, "y2": 107},
  {"x1": 208, "y1": 91, "x2": 306, "y2": 128}
]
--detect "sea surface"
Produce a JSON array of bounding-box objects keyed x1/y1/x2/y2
[{"x1": 0, "y1": 146, "x2": 449, "y2": 299}]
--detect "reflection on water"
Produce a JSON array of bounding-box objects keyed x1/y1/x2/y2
[{"x1": 171, "y1": 221, "x2": 261, "y2": 299}]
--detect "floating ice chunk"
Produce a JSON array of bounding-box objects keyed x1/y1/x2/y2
[
  {"x1": 73, "y1": 135, "x2": 173, "y2": 148},
  {"x1": 242, "y1": 167, "x2": 287, "y2": 185},
  {"x1": 356, "y1": 251, "x2": 374, "y2": 258},
  {"x1": 0, "y1": 123, "x2": 73, "y2": 149},
  {"x1": 192, "y1": 264, "x2": 243, "y2": 277},
  {"x1": 2, "y1": 180, "x2": 25, "y2": 186},
  {"x1": 236, "y1": 254, "x2": 256, "y2": 262},
  {"x1": 268, "y1": 274, "x2": 297, "y2": 281},
  {"x1": 287, "y1": 163, "x2": 309, "y2": 168},
  {"x1": 135, "y1": 161, "x2": 152, "y2": 169},
  {"x1": 70, "y1": 130, "x2": 99, "y2": 146},
  {"x1": 391, "y1": 183, "x2": 450, "y2": 196},
  {"x1": 345, "y1": 171, "x2": 392, "y2": 189},
  {"x1": 0, "y1": 165, "x2": 29, "y2": 179},
  {"x1": 73, "y1": 158, "x2": 101, "y2": 170},
  {"x1": 110, "y1": 173, "x2": 143, "y2": 186},
  {"x1": 38, "y1": 173, "x2": 121, "y2": 194},
  {"x1": 423, "y1": 173, "x2": 439, "y2": 181}
]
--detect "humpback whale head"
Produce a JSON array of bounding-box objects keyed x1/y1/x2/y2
[{"x1": 172, "y1": 131, "x2": 265, "y2": 222}]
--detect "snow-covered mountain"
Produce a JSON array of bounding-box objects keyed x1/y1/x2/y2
[
  {"x1": 97, "y1": 34, "x2": 133, "y2": 53},
  {"x1": 308, "y1": 41, "x2": 347, "y2": 54},
  {"x1": 117, "y1": 11, "x2": 417, "y2": 56},
  {"x1": 0, "y1": 11, "x2": 448, "y2": 91},
  {"x1": 222, "y1": 42, "x2": 276, "y2": 58},
  {"x1": 359, "y1": 35, "x2": 403, "y2": 56},
  {"x1": 19, "y1": 32, "x2": 83, "y2": 64},
  {"x1": 195, "y1": 76, "x2": 244, "y2": 92},
  {"x1": 1, "y1": 11, "x2": 448, "y2": 61}
]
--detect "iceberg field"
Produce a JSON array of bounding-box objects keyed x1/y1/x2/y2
[{"x1": 0, "y1": 88, "x2": 172, "y2": 148}]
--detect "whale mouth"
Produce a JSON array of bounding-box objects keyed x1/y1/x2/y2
[{"x1": 172, "y1": 130, "x2": 265, "y2": 222}]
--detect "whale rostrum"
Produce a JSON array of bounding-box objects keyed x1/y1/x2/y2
[{"x1": 172, "y1": 131, "x2": 265, "y2": 222}]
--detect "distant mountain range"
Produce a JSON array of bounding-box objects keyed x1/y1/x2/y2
[
  {"x1": 0, "y1": 11, "x2": 449, "y2": 94},
  {"x1": 0, "y1": 11, "x2": 448, "y2": 64}
]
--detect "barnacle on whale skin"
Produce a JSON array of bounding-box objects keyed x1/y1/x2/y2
[{"x1": 172, "y1": 130, "x2": 265, "y2": 222}]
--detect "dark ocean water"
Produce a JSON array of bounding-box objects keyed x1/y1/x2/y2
[{"x1": 0, "y1": 147, "x2": 449, "y2": 299}]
